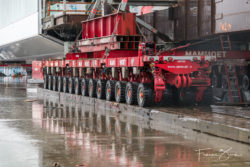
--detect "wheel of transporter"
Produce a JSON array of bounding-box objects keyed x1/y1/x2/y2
[
  {"x1": 137, "y1": 83, "x2": 153, "y2": 107},
  {"x1": 115, "y1": 81, "x2": 126, "y2": 103},
  {"x1": 172, "y1": 88, "x2": 196, "y2": 105},
  {"x1": 57, "y1": 76, "x2": 63, "y2": 92},
  {"x1": 68, "y1": 77, "x2": 75, "y2": 94},
  {"x1": 81, "y1": 78, "x2": 89, "y2": 96},
  {"x1": 74, "y1": 78, "x2": 81, "y2": 95},
  {"x1": 125, "y1": 82, "x2": 138, "y2": 105},
  {"x1": 96, "y1": 79, "x2": 106, "y2": 99},
  {"x1": 43, "y1": 75, "x2": 48, "y2": 89},
  {"x1": 88, "y1": 79, "x2": 97, "y2": 97},
  {"x1": 48, "y1": 75, "x2": 53, "y2": 90},
  {"x1": 106, "y1": 80, "x2": 115, "y2": 101},
  {"x1": 52, "y1": 76, "x2": 58, "y2": 91},
  {"x1": 63, "y1": 77, "x2": 69, "y2": 93}
]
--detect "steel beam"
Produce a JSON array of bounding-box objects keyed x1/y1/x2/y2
[{"x1": 109, "y1": 0, "x2": 178, "y2": 6}]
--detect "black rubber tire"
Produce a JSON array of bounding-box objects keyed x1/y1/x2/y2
[
  {"x1": 159, "y1": 85, "x2": 173, "y2": 106},
  {"x1": 106, "y1": 80, "x2": 115, "y2": 101},
  {"x1": 57, "y1": 76, "x2": 63, "y2": 92},
  {"x1": 52, "y1": 76, "x2": 58, "y2": 91},
  {"x1": 96, "y1": 79, "x2": 107, "y2": 99},
  {"x1": 88, "y1": 79, "x2": 97, "y2": 97},
  {"x1": 74, "y1": 78, "x2": 81, "y2": 95},
  {"x1": 81, "y1": 78, "x2": 89, "y2": 96},
  {"x1": 241, "y1": 75, "x2": 250, "y2": 91},
  {"x1": 172, "y1": 88, "x2": 196, "y2": 106},
  {"x1": 125, "y1": 82, "x2": 138, "y2": 105},
  {"x1": 68, "y1": 77, "x2": 75, "y2": 94},
  {"x1": 137, "y1": 83, "x2": 153, "y2": 107},
  {"x1": 48, "y1": 75, "x2": 53, "y2": 90},
  {"x1": 115, "y1": 81, "x2": 126, "y2": 103},
  {"x1": 63, "y1": 77, "x2": 69, "y2": 93},
  {"x1": 44, "y1": 75, "x2": 48, "y2": 89}
]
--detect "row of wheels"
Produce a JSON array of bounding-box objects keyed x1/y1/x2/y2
[{"x1": 44, "y1": 75, "x2": 153, "y2": 107}]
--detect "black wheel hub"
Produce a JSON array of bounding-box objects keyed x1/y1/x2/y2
[{"x1": 115, "y1": 81, "x2": 125, "y2": 103}]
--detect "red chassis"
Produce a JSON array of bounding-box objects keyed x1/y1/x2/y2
[
  {"x1": 43, "y1": 42, "x2": 215, "y2": 106},
  {"x1": 42, "y1": 12, "x2": 215, "y2": 107}
]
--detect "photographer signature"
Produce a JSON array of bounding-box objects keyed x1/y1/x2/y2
[{"x1": 195, "y1": 147, "x2": 242, "y2": 161}]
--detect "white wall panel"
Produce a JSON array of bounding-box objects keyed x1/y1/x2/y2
[
  {"x1": 0, "y1": 12, "x2": 39, "y2": 46},
  {"x1": 0, "y1": 0, "x2": 64, "y2": 61},
  {"x1": 0, "y1": 0, "x2": 38, "y2": 29}
]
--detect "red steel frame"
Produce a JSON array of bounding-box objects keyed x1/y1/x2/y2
[
  {"x1": 42, "y1": 12, "x2": 218, "y2": 105},
  {"x1": 82, "y1": 13, "x2": 137, "y2": 39},
  {"x1": 43, "y1": 45, "x2": 214, "y2": 103}
]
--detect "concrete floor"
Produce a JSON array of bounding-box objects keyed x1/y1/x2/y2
[{"x1": 0, "y1": 77, "x2": 250, "y2": 167}]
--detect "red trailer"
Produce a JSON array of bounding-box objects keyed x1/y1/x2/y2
[{"x1": 42, "y1": 12, "x2": 215, "y2": 107}]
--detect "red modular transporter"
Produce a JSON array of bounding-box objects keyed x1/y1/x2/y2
[{"x1": 42, "y1": 12, "x2": 215, "y2": 107}]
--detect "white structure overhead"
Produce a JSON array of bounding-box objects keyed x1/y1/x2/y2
[{"x1": 0, "y1": 0, "x2": 64, "y2": 61}]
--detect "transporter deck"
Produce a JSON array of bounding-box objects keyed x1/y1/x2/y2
[{"x1": 38, "y1": 88, "x2": 250, "y2": 144}]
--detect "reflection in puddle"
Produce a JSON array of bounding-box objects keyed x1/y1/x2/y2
[
  {"x1": 0, "y1": 121, "x2": 40, "y2": 167},
  {"x1": 1, "y1": 77, "x2": 249, "y2": 166},
  {"x1": 30, "y1": 98, "x2": 250, "y2": 167},
  {"x1": 0, "y1": 77, "x2": 27, "y2": 83}
]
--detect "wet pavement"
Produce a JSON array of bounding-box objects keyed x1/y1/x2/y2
[
  {"x1": 0, "y1": 77, "x2": 250, "y2": 167},
  {"x1": 156, "y1": 106, "x2": 250, "y2": 131}
]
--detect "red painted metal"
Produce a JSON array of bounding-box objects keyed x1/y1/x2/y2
[
  {"x1": 42, "y1": 46, "x2": 215, "y2": 103},
  {"x1": 154, "y1": 75, "x2": 165, "y2": 102},
  {"x1": 40, "y1": 12, "x2": 221, "y2": 104},
  {"x1": 160, "y1": 50, "x2": 250, "y2": 60},
  {"x1": 0, "y1": 64, "x2": 31, "y2": 67},
  {"x1": 32, "y1": 61, "x2": 43, "y2": 80},
  {"x1": 82, "y1": 13, "x2": 137, "y2": 39},
  {"x1": 155, "y1": 60, "x2": 210, "y2": 75},
  {"x1": 66, "y1": 53, "x2": 88, "y2": 60},
  {"x1": 196, "y1": 87, "x2": 207, "y2": 102}
]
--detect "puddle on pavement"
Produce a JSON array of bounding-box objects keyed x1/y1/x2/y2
[{"x1": 0, "y1": 79, "x2": 250, "y2": 167}]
